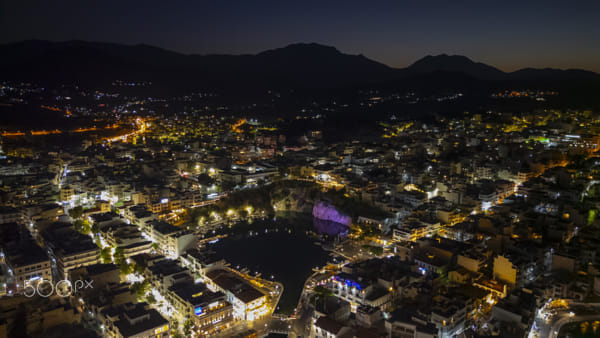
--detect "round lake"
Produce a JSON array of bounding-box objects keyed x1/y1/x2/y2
[{"x1": 209, "y1": 227, "x2": 331, "y2": 314}]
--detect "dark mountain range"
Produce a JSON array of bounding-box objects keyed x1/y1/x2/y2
[
  {"x1": 1, "y1": 40, "x2": 599, "y2": 97},
  {"x1": 0, "y1": 40, "x2": 393, "y2": 89},
  {"x1": 403, "y1": 54, "x2": 507, "y2": 80}
]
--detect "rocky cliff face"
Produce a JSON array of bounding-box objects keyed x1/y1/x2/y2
[
  {"x1": 313, "y1": 218, "x2": 350, "y2": 236},
  {"x1": 312, "y1": 201, "x2": 352, "y2": 226},
  {"x1": 272, "y1": 187, "x2": 314, "y2": 213}
]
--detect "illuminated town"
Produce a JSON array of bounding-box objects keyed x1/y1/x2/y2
[
  {"x1": 1, "y1": 72, "x2": 600, "y2": 338},
  {"x1": 1, "y1": 2, "x2": 600, "y2": 337}
]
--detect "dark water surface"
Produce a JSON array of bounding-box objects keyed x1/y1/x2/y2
[{"x1": 210, "y1": 223, "x2": 333, "y2": 314}]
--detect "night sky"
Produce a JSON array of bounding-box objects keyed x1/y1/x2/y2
[{"x1": 1, "y1": 0, "x2": 599, "y2": 72}]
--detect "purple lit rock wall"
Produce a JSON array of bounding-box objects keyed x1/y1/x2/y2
[
  {"x1": 313, "y1": 201, "x2": 352, "y2": 233},
  {"x1": 313, "y1": 218, "x2": 350, "y2": 236},
  {"x1": 312, "y1": 201, "x2": 352, "y2": 225}
]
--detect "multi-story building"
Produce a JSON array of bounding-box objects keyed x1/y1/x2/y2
[
  {"x1": 0, "y1": 223, "x2": 52, "y2": 293},
  {"x1": 393, "y1": 219, "x2": 432, "y2": 242},
  {"x1": 436, "y1": 209, "x2": 463, "y2": 225},
  {"x1": 179, "y1": 248, "x2": 227, "y2": 280},
  {"x1": 0, "y1": 207, "x2": 24, "y2": 224},
  {"x1": 312, "y1": 316, "x2": 352, "y2": 338},
  {"x1": 141, "y1": 220, "x2": 195, "y2": 258},
  {"x1": 356, "y1": 305, "x2": 381, "y2": 327},
  {"x1": 166, "y1": 281, "x2": 234, "y2": 335},
  {"x1": 124, "y1": 205, "x2": 157, "y2": 227},
  {"x1": 144, "y1": 258, "x2": 191, "y2": 294},
  {"x1": 493, "y1": 255, "x2": 518, "y2": 286},
  {"x1": 397, "y1": 190, "x2": 427, "y2": 208},
  {"x1": 430, "y1": 298, "x2": 468, "y2": 338},
  {"x1": 457, "y1": 249, "x2": 489, "y2": 273},
  {"x1": 40, "y1": 222, "x2": 99, "y2": 279},
  {"x1": 330, "y1": 273, "x2": 393, "y2": 312},
  {"x1": 385, "y1": 309, "x2": 438, "y2": 338},
  {"x1": 205, "y1": 269, "x2": 268, "y2": 321},
  {"x1": 99, "y1": 223, "x2": 153, "y2": 258},
  {"x1": 413, "y1": 251, "x2": 448, "y2": 277},
  {"x1": 59, "y1": 185, "x2": 75, "y2": 203},
  {"x1": 99, "y1": 302, "x2": 170, "y2": 338}
]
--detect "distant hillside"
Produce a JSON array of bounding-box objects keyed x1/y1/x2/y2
[
  {"x1": 0, "y1": 40, "x2": 393, "y2": 89},
  {"x1": 403, "y1": 54, "x2": 506, "y2": 80},
  {"x1": 1, "y1": 40, "x2": 599, "y2": 98}
]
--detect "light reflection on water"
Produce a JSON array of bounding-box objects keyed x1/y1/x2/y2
[{"x1": 209, "y1": 217, "x2": 348, "y2": 314}]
